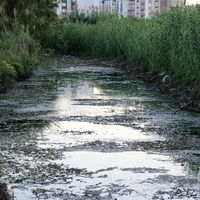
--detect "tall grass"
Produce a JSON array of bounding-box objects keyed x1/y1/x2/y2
[
  {"x1": 0, "y1": 26, "x2": 39, "y2": 91},
  {"x1": 63, "y1": 5, "x2": 200, "y2": 97}
]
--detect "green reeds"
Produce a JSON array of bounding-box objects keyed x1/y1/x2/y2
[
  {"x1": 0, "y1": 27, "x2": 39, "y2": 91},
  {"x1": 63, "y1": 5, "x2": 200, "y2": 97}
]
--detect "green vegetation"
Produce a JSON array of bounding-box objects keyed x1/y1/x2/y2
[
  {"x1": 0, "y1": 0, "x2": 62, "y2": 50},
  {"x1": 64, "y1": 5, "x2": 116, "y2": 25},
  {"x1": 0, "y1": 1, "x2": 200, "y2": 100},
  {"x1": 0, "y1": 28, "x2": 39, "y2": 91},
  {"x1": 63, "y1": 5, "x2": 200, "y2": 99},
  {"x1": 0, "y1": 0, "x2": 63, "y2": 92}
]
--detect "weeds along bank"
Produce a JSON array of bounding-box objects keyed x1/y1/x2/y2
[
  {"x1": 63, "y1": 6, "x2": 200, "y2": 99},
  {"x1": 0, "y1": 28, "x2": 39, "y2": 91},
  {"x1": 0, "y1": 0, "x2": 65, "y2": 92}
]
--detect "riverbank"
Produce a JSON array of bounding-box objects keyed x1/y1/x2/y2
[
  {"x1": 63, "y1": 6, "x2": 200, "y2": 110},
  {"x1": 0, "y1": 0, "x2": 65, "y2": 93},
  {"x1": 117, "y1": 61, "x2": 200, "y2": 113},
  {"x1": 0, "y1": 29, "x2": 40, "y2": 93},
  {"x1": 1, "y1": 5, "x2": 200, "y2": 112},
  {"x1": 77, "y1": 56, "x2": 200, "y2": 114}
]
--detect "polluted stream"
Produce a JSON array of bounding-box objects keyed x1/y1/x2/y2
[{"x1": 0, "y1": 56, "x2": 200, "y2": 200}]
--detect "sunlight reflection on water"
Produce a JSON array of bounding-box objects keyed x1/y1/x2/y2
[
  {"x1": 38, "y1": 121, "x2": 165, "y2": 149},
  {"x1": 53, "y1": 151, "x2": 186, "y2": 199}
]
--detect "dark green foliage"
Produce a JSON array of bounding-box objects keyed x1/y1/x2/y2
[
  {"x1": 12, "y1": 63, "x2": 25, "y2": 79},
  {"x1": 0, "y1": 27, "x2": 40, "y2": 91},
  {"x1": 0, "y1": 0, "x2": 60, "y2": 91},
  {"x1": 0, "y1": 60, "x2": 16, "y2": 90},
  {"x1": 0, "y1": 0, "x2": 64, "y2": 51}
]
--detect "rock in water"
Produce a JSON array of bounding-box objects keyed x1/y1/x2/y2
[{"x1": 0, "y1": 182, "x2": 11, "y2": 200}]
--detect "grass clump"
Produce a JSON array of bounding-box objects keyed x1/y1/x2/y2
[
  {"x1": 11, "y1": 63, "x2": 25, "y2": 79},
  {"x1": 63, "y1": 5, "x2": 200, "y2": 99},
  {"x1": 0, "y1": 60, "x2": 16, "y2": 90},
  {"x1": 0, "y1": 28, "x2": 40, "y2": 91}
]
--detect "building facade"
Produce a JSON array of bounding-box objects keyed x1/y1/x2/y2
[
  {"x1": 102, "y1": 0, "x2": 183, "y2": 18},
  {"x1": 57, "y1": 0, "x2": 184, "y2": 18},
  {"x1": 57, "y1": 0, "x2": 77, "y2": 15}
]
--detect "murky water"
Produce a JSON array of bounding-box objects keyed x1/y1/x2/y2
[{"x1": 0, "y1": 57, "x2": 200, "y2": 200}]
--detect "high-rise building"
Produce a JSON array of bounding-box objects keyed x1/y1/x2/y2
[
  {"x1": 57, "y1": 0, "x2": 101, "y2": 15},
  {"x1": 126, "y1": 0, "x2": 183, "y2": 18},
  {"x1": 57, "y1": 0, "x2": 184, "y2": 18},
  {"x1": 102, "y1": 0, "x2": 184, "y2": 18},
  {"x1": 57, "y1": 0, "x2": 77, "y2": 15}
]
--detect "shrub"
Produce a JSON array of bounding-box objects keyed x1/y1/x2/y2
[
  {"x1": 0, "y1": 25, "x2": 40, "y2": 91},
  {"x1": 11, "y1": 63, "x2": 25, "y2": 79},
  {"x1": 0, "y1": 60, "x2": 16, "y2": 90}
]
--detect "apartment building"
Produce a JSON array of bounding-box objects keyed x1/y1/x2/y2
[
  {"x1": 103, "y1": 0, "x2": 183, "y2": 18},
  {"x1": 57, "y1": 0, "x2": 101, "y2": 15},
  {"x1": 57, "y1": 0, "x2": 77, "y2": 15},
  {"x1": 103, "y1": 0, "x2": 128, "y2": 16},
  {"x1": 57, "y1": 0, "x2": 183, "y2": 18},
  {"x1": 127, "y1": 0, "x2": 183, "y2": 18}
]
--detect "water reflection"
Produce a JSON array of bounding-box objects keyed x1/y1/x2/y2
[
  {"x1": 0, "y1": 57, "x2": 200, "y2": 199},
  {"x1": 54, "y1": 151, "x2": 187, "y2": 199},
  {"x1": 93, "y1": 87, "x2": 104, "y2": 95}
]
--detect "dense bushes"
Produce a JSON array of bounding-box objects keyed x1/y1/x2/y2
[
  {"x1": 0, "y1": 0, "x2": 62, "y2": 51},
  {"x1": 0, "y1": 28, "x2": 39, "y2": 91},
  {"x1": 0, "y1": 0, "x2": 62, "y2": 91},
  {"x1": 0, "y1": 60, "x2": 16, "y2": 89},
  {"x1": 63, "y1": 5, "x2": 200, "y2": 97}
]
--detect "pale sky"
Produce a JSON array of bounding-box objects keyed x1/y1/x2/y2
[
  {"x1": 187, "y1": 0, "x2": 200, "y2": 4},
  {"x1": 76, "y1": 0, "x2": 200, "y2": 9},
  {"x1": 76, "y1": 0, "x2": 99, "y2": 10}
]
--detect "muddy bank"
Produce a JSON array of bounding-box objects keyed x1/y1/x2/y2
[
  {"x1": 0, "y1": 56, "x2": 200, "y2": 199},
  {"x1": 90, "y1": 58, "x2": 200, "y2": 113}
]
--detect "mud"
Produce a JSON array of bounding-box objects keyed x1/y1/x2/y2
[{"x1": 0, "y1": 56, "x2": 200, "y2": 199}]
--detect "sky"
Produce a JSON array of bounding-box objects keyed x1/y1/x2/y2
[
  {"x1": 76, "y1": 0, "x2": 99, "y2": 11},
  {"x1": 75, "y1": 0, "x2": 200, "y2": 9},
  {"x1": 187, "y1": 0, "x2": 200, "y2": 4}
]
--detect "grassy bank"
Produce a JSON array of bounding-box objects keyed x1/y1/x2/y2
[
  {"x1": 0, "y1": 28, "x2": 39, "y2": 91},
  {"x1": 0, "y1": 0, "x2": 64, "y2": 92},
  {"x1": 63, "y1": 6, "x2": 200, "y2": 101}
]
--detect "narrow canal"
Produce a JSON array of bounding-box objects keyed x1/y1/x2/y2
[{"x1": 0, "y1": 57, "x2": 200, "y2": 200}]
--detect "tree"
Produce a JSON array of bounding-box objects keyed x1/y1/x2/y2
[{"x1": 0, "y1": 0, "x2": 61, "y2": 49}]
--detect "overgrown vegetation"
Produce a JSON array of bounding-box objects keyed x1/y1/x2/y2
[
  {"x1": 0, "y1": 0, "x2": 63, "y2": 50},
  {"x1": 64, "y1": 5, "x2": 116, "y2": 25},
  {"x1": 63, "y1": 5, "x2": 200, "y2": 99},
  {"x1": 0, "y1": 0, "x2": 63, "y2": 91},
  {"x1": 0, "y1": 1, "x2": 200, "y2": 100},
  {"x1": 0, "y1": 27, "x2": 39, "y2": 91}
]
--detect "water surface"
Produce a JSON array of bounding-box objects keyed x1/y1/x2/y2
[{"x1": 0, "y1": 57, "x2": 200, "y2": 199}]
